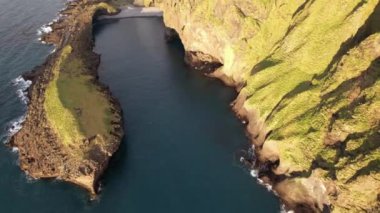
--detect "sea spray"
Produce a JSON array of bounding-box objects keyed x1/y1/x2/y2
[
  {"x1": 50, "y1": 48, "x2": 57, "y2": 54},
  {"x1": 249, "y1": 170, "x2": 275, "y2": 192},
  {"x1": 280, "y1": 204, "x2": 295, "y2": 213},
  {"x1": 2, "y1": 115, "x2": 26, "y2": 144},
  {"x1": 12, "y1": 76, "x2": 32, "y2": 105},
  {"x1": 2, "y1": 76, "x2": 32, "y2": 143},
  {"x1": 37, "y1": 25, "x2": 53, "y2": 36},
  {"x1": 36, "y1": 4, "x2": 67, "y2": 43},
  {"x1": 7, "y1": 116, "x2": 26, "y2": 136},
  {"x1": 6, "y1": 0, "x2": 66, "y2": 145},
  {"x1": 238, "y1": 146, "x2": 276, "y2": 193},
  {"x1": 250, "y1": 169, "x2": 291, "y2": 212}
]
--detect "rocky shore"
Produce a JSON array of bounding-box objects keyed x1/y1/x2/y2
[
  {"x1": 141, "y1": 0, "x2": 380, "y2": 212},
  {"x1": 7, "y1": 0, "x2": 380, "y2": 211},
  {"x1": 10, "y1": 0, "x2": 123, "y2": 196}
]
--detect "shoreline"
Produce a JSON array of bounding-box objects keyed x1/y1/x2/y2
[
  {"x1": 98, "y1": 6, "x2": 162, "y2": 19},
  {"x1": 185, "y1": 31, "x2": 330, "y2": 213},
  {"x1": 162, "y1": 9, "x2": 329, "y2": 213},
  {"x1": 151, "y1": 0, "x2": 380, "y2": 211},
  {"x1": 166, "y1": 33, "x2": 289, "y2": 210},
  {"x1": 10, "y1": 0, "x2": 124, "y2": 196},
  {"x1": 6, "y1": 0, "x2": 378, "y2": 211}
]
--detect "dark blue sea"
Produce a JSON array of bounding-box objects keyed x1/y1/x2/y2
[{"x1": 0, "y1": 1, "x2": 279, "y2": 212}]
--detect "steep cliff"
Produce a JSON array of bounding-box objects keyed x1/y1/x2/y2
[{"x1": 140, "y1": 0, "x2": 380, "y2": 212}]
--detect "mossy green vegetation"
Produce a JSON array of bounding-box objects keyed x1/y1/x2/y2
[
  {"x1": 11, "y1": 0, "x2": 124, "y2": 195},
  {"x1": 44, "y1": 45, "x2": 117, "y2": 148},
  {"x1": 151, "y1": 0, "x2": 380, "y2": 210},
  {"x1": 97, "y1": 2, "x2": 118, "y2": 13},
  {"x1": 44, "y1": 46, "x2": 81, "y2": 146}
]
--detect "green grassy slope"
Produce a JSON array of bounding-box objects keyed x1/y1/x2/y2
[
  {"x1": 146, "y1": 0, "x2": 380, "y2": 211},
  {"x1": 44, "y1": 45, "x2": 117, "y2": 148}
]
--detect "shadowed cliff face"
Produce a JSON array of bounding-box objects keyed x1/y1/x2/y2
[{"x1": 141, "y1": 0, "x2": 380, "y2": 212}]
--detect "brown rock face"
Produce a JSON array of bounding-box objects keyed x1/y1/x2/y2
[
  {"x1": 10, "y1": 0, "x2": 123, "y2": 195},
  {"x1": 184, "y1": 51, "x2": 223, "y2": 73},
  {"x1": 142, "y1": 0, "x2": 380, "y2": 212}
]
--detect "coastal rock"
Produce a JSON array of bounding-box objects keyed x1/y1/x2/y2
[
  {"x1": 10, "y1": 0, "x2": 123, "y2": 195},
  {"x1": 143, "y1": 0, "x2": 380, "y2": 211},
  {"x1": 275, "y1": 177, "x2": 329, "y2": 212}
]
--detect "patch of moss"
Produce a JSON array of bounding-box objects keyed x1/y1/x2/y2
[
  {"x1": 44, "y1": 45, "x2": 116, "y2": 147},
  {"x1": 97, "y1": 2, "x2": 118, "y2": 13},
  {"x1": 44, "y1": 46, "x2": 81, "y2": 146}
]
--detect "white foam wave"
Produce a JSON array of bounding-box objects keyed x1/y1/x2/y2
[
  {"x1": 250, "y1": 170, "x2": 258, "y2": 178},
  {"x1": 263, "y1": 181, "x2": 273, "y2": 191},
  {"x1": 37, "y1": 25, "x2": 52, "y2": 36},
  {"x1": 7, "y1": 116, "x2": 26, "y2": 136},
  {"x1": 2, "y1": 76, "x2": 33, "y2": 143},
  {"x1": 2, "y1": 115, "x2": 26, "y2": 145},
  {"x1": 250, "y1": 169, "x2": 276, "y2": 193},
  {"x1": 280, "y1": 204, "x2": 295, "y2": 213},
  {"x1": 246, "y1": 147, "x2": 292, "y2": 213},
  {"x1": 12, "y1": 76, "x2": 32, "y2": 105},
  {"x1": 50, "y1": 13, "x2": 63, "y2": 24},
  {"x1": 50, "y1": 48, "x2": 57, "y2": 54},
  {"x1": 36, "y1": 5, "x2": 68, "y2": 44},
  {"x1": 251, "y1": 169, "x2": 284, "y2": 210},
  {"x1": 25, "y1": 173, "x2": 38, "y2": 183}
]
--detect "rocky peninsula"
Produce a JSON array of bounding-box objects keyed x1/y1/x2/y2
[
  {"x1": 138, "y1": 0, "x2": 380, "y2": 212},
  {"x1": 10, "y1": 0, "x2": 123, "y2": 195},
  {"x1": 8, "y1": 0, "x2": 380, "y2": 212}
]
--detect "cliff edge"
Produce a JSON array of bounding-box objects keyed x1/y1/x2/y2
[
  {"x1": 10, "y1": 0, "x2": 123, "y2": 195},
  {"x1": 141, "y1": 0, "x2": 380, "y2": 212}
]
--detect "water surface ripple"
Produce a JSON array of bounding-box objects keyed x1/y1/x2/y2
[{"x1": 0, "y1": 1, "x2": 279, "y2": 211}]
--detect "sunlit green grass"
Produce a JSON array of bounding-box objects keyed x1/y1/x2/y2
[
  {"x1": 44, "y1": 45, "x2": 115, "y2": 147},
  {"x1": 150, "y1": 0, "x2": 380, "y2": 209}
]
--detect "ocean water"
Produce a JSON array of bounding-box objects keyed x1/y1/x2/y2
[{"x1": 0, "y1": 1, "x2": 279, "y2": 212}]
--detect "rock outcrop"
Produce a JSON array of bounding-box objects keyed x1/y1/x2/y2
[
  {"x1": 10, "y1": 0, "x2": 123, "y2": 196},
  {"x1": 141, "y1": 0, "x2": 380, "y2": 212}
]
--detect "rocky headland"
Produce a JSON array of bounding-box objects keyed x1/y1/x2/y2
[
  {"x1": 8, "y1": 0, "x2": 380, "y2": 211},
  {"x1": 136, "y1": 0, "x2": 380, "y2": 212},
  {"x1": 10, "y1": 0, "x2": 123, "y2": 195}
]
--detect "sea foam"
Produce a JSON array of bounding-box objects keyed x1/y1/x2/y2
[
  {"x1": 37, "y1": 25, "x2": 52, "y2": 36},
  {"x1": 7, "y1": 116, "x2": 26, "y2": 135},
  {"x1": 12, "y1": 76, "x2": 32, "y2": 105},
  {"x1": 3, "y1": 76, "x2": 33, "y2": 142},
  {"x1": 250, "y1": 169, "x2": 274, "y2": 192},
  {"x1": 281, "y1": 204, "x2": 295, "y2": 213},
  {"x1": 2, "y1": 115, "x2": 26, "y2": 144},
  {"x1": 36, "y1": 5, "x2": 67, "y2": 44}
]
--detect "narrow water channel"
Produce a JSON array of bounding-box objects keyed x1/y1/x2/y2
[
  {"x1": 92, "y1": 17, "x2": 280, "y2": 212},
  {"x1": 0, "y1": 2, "x2": 280, "y2": 212}
]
